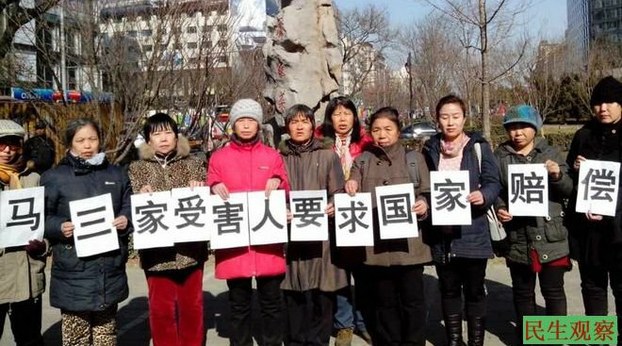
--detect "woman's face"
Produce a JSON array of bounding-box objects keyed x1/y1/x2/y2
[
  {"x1": 0, "y1": 137, "x2": 21, "y2": 164},
  {"x1": 71, "y1": 125, "x2": 100, "y2": 159},
  {"x1": 233, "y1": 117, "x2": 259, "y2": 140},
  {"x1": 331, "y1": 105, "x2": 355, "y2": 137},
  {"x1": 148, "y1": 126, "x2": 177, "y2": 156},
  {"x1": 593, "y1": 102, "x2": 622, "y2": 124},
  {"x1": 437, "y1": 103, "x2": 466, "y2": 141},
  {"x1": 506, "y1": 123, "x2": 536, "y2": 151},
  {"x1": 370, "y1": 117, "x2": 399, "y2": 147},
  {"x1": 287, "y1": 114, "x2": 314, "y2": 144}
]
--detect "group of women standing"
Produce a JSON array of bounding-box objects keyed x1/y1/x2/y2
[{"x1": 3, "y1": 75, "x2": 622, "y2": 346}]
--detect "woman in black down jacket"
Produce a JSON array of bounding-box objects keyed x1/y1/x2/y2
[{"x1": 41, "y1": 118, "x2": 132, "y2": 346}]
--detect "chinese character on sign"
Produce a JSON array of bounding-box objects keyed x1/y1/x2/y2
[
  {"x1": 174, "y1": 194, "x2": 206, "y2": 229},
  {"x1": 131, "y1": 191, "x2": 175, "y2": 250},
  {"x1": 75, "y1": 206, "x2": 112, "y2": 241},
  {"x1": 135, "y1": 201, "x2": 169, "y2": 234},
  {"x1": 70, "y1": 193, "x2": 119, "y2": 257},
  {"x1": 375, "y1": 183, "x2": 418, "y2": 239},
  {"x1": 208, "y1": 192, "x2": 250, "y2": 250},
  {"x1": 379, "y1": 193, "x2": 412, "y2": 225},
  {"x1": 570, "y1": 320, "x2": 591, "y2": 342},
  {"x1": 289, "y1": 190, "x2": 328, "y2": 242},
  {"x1": 434, "y1": 179, "x2": 467, "y2": 211},
  {"x1": 248, "y1": 190, "x2": 288, "y2": 246},
  {"x1": 292, "y1": 197, "x2": 324, "y2": 228},
  {"x1": 431, "y1": 171, "x2": 471, "y2": 226},
  {"x1": 582, "y1": 168, "x2": 616, "y2": 201},
  {"x1": 213, "y1": 202, "x2": 244, "y2": 235},
  {"x1": 334, "y1": 192, "x2": 374, "y2": 247},
  {"x1": 576, "y1": 160, "x2": 620, "y2": 217},
  {"x1": 508, "y1": 164, "x2": 549, "y2": 217},
  {"x1": 170, "y1": 187, "x2": 211, "y2": 243},
  {"x1": 6, "y1": 197, "x2": 40, "y2": 231},
  {"x1": 525, "y1": 320, "x2": 545, "y2": 342},
  {"x1": 0, "y1": 186, "x2": 45, "y2": 248},
  {"x1": 511, "y1": 171, "x2": 545, "y2": 204},
  {"x1": 337, "y1": 200, "x2": 369, "y2": 233},
  {"x1": 251, "y1": 198, "x2": 284, "y2": 231}
]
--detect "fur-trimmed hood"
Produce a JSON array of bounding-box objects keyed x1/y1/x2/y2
[{"x1": 137, "y1": 135, "x2": 191, "y2": 161}]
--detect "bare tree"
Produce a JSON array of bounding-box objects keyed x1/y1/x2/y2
[
  {"x1": 400, "y1": 14, "x2": 458, "y2": 119},
  {"x1": 337, "y1": 4, "x2": 397, "y2": 99},
  {"x1": 425, "y1": 0, "x2": 530, "y2": 139},
  {"x1": 0, "y1": 0, "x2": 60, "y2": 59}
]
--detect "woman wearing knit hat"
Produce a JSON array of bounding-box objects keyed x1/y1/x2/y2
[
  {"x1": 565, "y1": 75, "x2": 622, "y2": 344},
  {"x1": 0, "y1": 119, "x2": 48, "y2": 345},
  {"x1": 207, "y1": 98, "x2": 290, "y2": 346},
  {"x1": 493, "y1": 105, "x2": 573, "y2": 345}
]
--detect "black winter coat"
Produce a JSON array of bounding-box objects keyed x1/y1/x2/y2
[
  {"x1": 565, "y1": 119, "x2": 622, "y2": 267},
  {"x1": 422, "y1": 132, "x2": 501, "y2": 262},
  {"x1": 42, "y1": 154, "x2": 133, "y2": 312}
]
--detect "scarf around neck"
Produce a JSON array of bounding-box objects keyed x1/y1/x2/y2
[{"x1": 335, "y1": 130, "x2": 353, "y2": 180}]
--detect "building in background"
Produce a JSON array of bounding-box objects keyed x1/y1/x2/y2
[{"x1": 566, "y1": 0, "x2": 622, "y2": 68}]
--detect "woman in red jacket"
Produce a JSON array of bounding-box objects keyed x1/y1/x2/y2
[{"x1": 207, "y1": 98, "x2": 290, "y2": 346}]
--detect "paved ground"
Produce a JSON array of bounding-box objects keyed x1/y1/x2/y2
[{"x1": 0, "y1": 259, "x2": 615, "y2": 345}]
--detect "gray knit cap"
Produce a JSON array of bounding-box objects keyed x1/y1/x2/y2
[
  {"x1": 229, "y1": 99, "x2": 263, "y2": 125},
  {"x1": 0, "y1": 120, "x2": 25, "y2": 138}
]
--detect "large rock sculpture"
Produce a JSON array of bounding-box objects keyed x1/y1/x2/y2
[{"x1": 263, "y1": 0, "x2": 342, "y2": 124}]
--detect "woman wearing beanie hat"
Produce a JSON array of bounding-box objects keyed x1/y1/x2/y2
[
  {"x1": 0, "y1": 119, "x2": 48, "y2": 345},
  {"x1": 207, "y1": 98, "x2": 290, "y2": 346},
  {"x1": 494, "y1": 105, "x2": 573, "y2": 345},
  {"x1": 566, "y1": 75, "x2": 622, "y2": 344}
]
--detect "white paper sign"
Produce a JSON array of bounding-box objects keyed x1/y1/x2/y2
[
  {"x1": 131, "y1": 191, "x2": 175, "y2": 249},
  {"x1": 334, "y1": 192, "x2": 374, "y2": 247},
  {"x1": 248, "y1": 190, "x2": 288, "y2": 246},
  {"x1": 375, "y1": 183, "x2": 418, "y2": 239},
  {"x1": 508, "y1": 164, "x2": 549, "y2": 217},
  {"x1": 209, "y1": 192, "x2": 250, "y2": 249},
  {"x1": 69, "y1": 193, "x2": 119, "y2": 257},
  {"x1": 576, "y1": 159, "x2": 620, "y2": 216},
  {"x1": 0, "y1": 186, "x2": 45, "y2": 248},
  {"x1": 170, "y1": 187, "x2": 211, "y2": 243},
  {"x1": 289, "y1": 190, "x2": 328, "y2": 242},
  {"x1": 431, "y1": 171, "x2": 472, "y2": 225}
]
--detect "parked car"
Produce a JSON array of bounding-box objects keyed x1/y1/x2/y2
[{"x1": 400, "y1": 122, "x2": 439, "y2": 139}]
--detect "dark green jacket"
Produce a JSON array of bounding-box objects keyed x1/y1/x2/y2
[{"x1": 494, "y1": 137, "x2": 572, "y2": 265}]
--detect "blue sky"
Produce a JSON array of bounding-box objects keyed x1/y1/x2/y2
[{"x1": 333, "y1": 0, "x2": 567, "y2": 41}]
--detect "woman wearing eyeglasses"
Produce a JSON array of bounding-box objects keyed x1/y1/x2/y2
[{"x1": 0, "y1": 119, "x2": 48, "y2": 346}]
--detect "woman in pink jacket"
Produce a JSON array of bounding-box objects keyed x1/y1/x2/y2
[{"x1": 207, "y1": 98, "x2": 290, "y2": 346}]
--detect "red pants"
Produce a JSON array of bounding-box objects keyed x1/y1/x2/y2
[{"x1": 146, "y1": 266, "x2": 204, "y2": 346}]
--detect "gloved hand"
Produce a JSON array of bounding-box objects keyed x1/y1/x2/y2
[{"x1": 25, "y1": 239, "x2": 47, "y2": 258}]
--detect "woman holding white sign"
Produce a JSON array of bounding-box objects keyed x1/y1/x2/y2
[
  {"x1": 0, "y1": 119, "x2": 47, "y2": 346},
  {"x1": 41, "y1": 118, "x2": 132, "y2": 346},
  {"x1": 207, "y1": 98, "x2": 290, "y2": 346},
  {"x1": 279, "y1": 104, "x2": 348, "y2": 345},
  {"x1": 422, "y1": 94, "x2": 501, "y2": 346},
  {"x1": 344, "y1": 107, "x2": 431, "y2": 346},
  {"x1": 493, "y1": 104, "x2": 573, "y2": 344},
  {"x1": 128, "y1": 113, "x2": 207, "y2": 346},
  {"x1": 565, "y1": 76, "x2": 622, "y2": 344}
]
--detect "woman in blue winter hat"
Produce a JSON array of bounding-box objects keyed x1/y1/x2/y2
[{"x1": 494, "y1": 105, "x2": 573, "y2": 345}]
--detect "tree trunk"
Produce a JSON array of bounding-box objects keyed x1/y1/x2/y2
[{"x1": 479, "y1": 0, "x2": 491, "y2": 140}]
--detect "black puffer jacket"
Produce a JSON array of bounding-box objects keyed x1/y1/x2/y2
[{"x1": 42, "y1": 154, "x2": 133, "y2": 312}]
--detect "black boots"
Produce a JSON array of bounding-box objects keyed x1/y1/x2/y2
[
  {"x1": 467, "y1": 316, "x2": 486, "y2": 346},
  {"x1": 445, "y1": 314, "x2": 467, "y2": 346}
]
